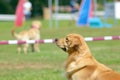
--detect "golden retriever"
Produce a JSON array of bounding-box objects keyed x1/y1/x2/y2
[
  {"x1": 12, "y1": 20, "x2": 41, "y2": 54},
  {"x1": 56, "y1": 33, "x2": 120, "y2": 80}
]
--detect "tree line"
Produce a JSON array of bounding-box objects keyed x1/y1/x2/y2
[
  {"x1": 0, "y1": 0, "x2": 72, "y2": 17},
  {"x1": 0, "y1": 0, "x2": 113, "y2": 17}
]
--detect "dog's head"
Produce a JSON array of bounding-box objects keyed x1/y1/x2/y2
[
  {"x1": 56, "y1": 33, "x2": 88, "y2": 53},
  {"x1": 31, "y1": 20, "x2": 42, "y2": 29}
]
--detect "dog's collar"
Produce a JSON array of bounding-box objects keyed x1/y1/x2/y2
[{"x1": 31, "y1": 26, "x2": 38, "y2": 29}]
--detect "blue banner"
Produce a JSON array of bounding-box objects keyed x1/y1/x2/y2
[{"x1": 77, "y1": 0, "x2": 91, "y2": 26}]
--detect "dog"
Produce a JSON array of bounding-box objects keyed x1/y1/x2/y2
[
  {"x1": 55, "y1": 33, "x2": 120, "y2": 80},
  {"x1": 12, "y1": 20, "x2": 41, "y2": 54}
]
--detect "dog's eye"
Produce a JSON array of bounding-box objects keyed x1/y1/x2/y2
[
  {"x1": 66, "y1": 37, "x2": 68, "y2": 40},
  {"x1": 65, "y1": 37, "x2": 69, "y2": 42}
]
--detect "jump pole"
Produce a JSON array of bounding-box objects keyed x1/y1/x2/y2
[
  {"x1": 0, "y1": 36, "x2": 120, "y2": 45},
  {"x1": 0, "y1": 39, "x2": 56, "y2": 45},
  {"x1": 84, "y1": 36, "x2": 120, "y2": 41}
]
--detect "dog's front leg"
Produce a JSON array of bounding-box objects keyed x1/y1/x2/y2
[{"x1": 23, "y1": 44, "x2": 29, "y2": 54}]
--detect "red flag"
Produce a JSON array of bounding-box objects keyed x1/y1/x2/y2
[{"x1": 15, "y1": 0, "x2": 24, "y2": 27}]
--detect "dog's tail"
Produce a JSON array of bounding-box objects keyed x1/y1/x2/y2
[{"x1": 11, "y1": 27, "x2": 21, "y2": 39}]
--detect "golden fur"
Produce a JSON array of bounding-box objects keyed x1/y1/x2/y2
[
  {"x1": 12, "y1": 20, "x2": 41, "y2": 54},
  {"x1": 56, "y1": 33, "x2": 120, "y2": 80}
]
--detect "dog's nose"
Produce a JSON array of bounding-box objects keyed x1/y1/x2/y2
[{"x1": 54, "y1": 38, "x2": 58, "y2": 42}]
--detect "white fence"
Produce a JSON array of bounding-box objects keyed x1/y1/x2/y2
[
  {"x1": 0, "y1": 11, "x2": 104, "y2": 21},
  {"x1": 0, "y1": 14, "x2": 15, "y2": 21},
  {"x1": 52, "y1": 11, "x2": 104, "y2": 20}
]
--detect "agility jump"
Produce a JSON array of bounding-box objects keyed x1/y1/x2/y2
[{"x1": 0, "y1": 36, "x2": 120, "y2": 45}]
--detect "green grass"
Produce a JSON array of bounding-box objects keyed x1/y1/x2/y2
[{"x1": 0, "y1": 20, "x2": 120, "y2": 80}]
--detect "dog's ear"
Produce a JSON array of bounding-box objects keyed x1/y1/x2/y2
[{"x1": 69, "y1": 36, "x2": 82, "y2": 48}]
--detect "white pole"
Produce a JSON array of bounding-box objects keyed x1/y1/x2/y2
[
  {"x1": 104, "y1": 0, "x2": 107, "y2": 25},
  {"x1": 114, "y1": 1, "x2": 119, "y2": 26},
  {"x1": 94, "y1": 0, "x2": 97, "y2": 17},
  {"x1": 55, "y1": 0, "x2": 59, "y2": 28},
  {"x1": 48, "y1": 0, "x2": 52, "y2": 28}
]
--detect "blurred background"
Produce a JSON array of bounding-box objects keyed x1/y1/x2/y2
[
  {"x1": 0, "y1": 0, "x2": 119, "y2": 27},
  {"x1": 0, "y1": 0, "x2": 81, "y2": 18},
  {"x1": 0, "y1": 0, "x2": 114, "y2": 18}
]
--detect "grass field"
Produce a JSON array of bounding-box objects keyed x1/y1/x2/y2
[{"x1": 0, "y1": 20, "x2": 120, "y2": 80}]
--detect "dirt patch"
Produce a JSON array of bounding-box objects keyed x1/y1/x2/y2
[{"x1": 0, "y1": 62, "x2": 53, "y2": 69}]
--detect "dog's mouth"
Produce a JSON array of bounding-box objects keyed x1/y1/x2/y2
[
  {"x1": 61, "y1": 47, "x2": 67, "y2": 51},
  {"x1": 56, "y1": 44, "x2": 68, "y2": 52}
]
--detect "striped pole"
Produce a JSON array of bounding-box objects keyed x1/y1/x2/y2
[
  {"x1": 0, "y1": 36, "x2": 120, "y2": 45},
  {"x1": 84, "y1": 36, "x2": 120, "y2": 41},
  {"x1": 0, "y1": 39, "x2": 56, "y2": 45}
]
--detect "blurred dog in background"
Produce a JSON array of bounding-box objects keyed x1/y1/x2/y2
[{"x1": 12, "y1": 20, "x2": 42, "y2": 54}]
